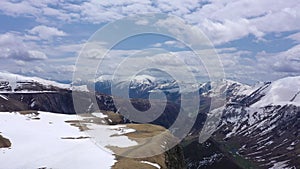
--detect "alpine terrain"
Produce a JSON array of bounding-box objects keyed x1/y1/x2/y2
[{"x1": 0, "y1": 71, "x2": 299, "y2": 169}]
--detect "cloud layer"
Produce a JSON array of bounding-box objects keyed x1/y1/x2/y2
[
  {"x1": 0, "y1": 0, "x2": 299, "y2": 83},
  {"x1": 0, "y1": 32, "x2": 47, "y2": 61}
]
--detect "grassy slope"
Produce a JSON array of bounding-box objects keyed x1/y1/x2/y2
[{"x1": 110, "y1": 124, "x2": 185, "y2": 169}]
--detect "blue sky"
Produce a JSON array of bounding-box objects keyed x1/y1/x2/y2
[{"x1": 0, "y1": 0, "x2": 300, "y2": 84}]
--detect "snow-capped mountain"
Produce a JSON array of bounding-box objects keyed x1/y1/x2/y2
[
  {"x1": 219, "y1": 76, "x2": 300, "y2": 168},
  {"x1": 186, "y1": 76, "x2": 300, "y2": 169},
  {"x1": 0, "y1": 71, "x2": 91, "y2": 93},
  {"x1": 0, "y1": 72, "x2": 70, "y2": 92},
  {"x1": 86, "y1": 74, "x2": 208, "y2": 98},
  {"x1": 250, "y1": 76, "x2": 300, "y2": 107}
]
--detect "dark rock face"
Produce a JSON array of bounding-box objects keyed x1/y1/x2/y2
[
  {"x1": 166, "y1": 144, "x2": 186, "y2": 169},
  {"x1": 0, "y1": 89, "x2": 116, "y2": 114},
  {"x1": 0, "y1": 94, "x2": 28, "y2": 112},
  {"x1": 0, "y1": 79, "x2": 76, "y2": 113},
  {"x1": 183, "y1": 138, "x2": 243, "y2": 169},
  {"x1": 1, "y1": 91, "x2": 75, "y2": 114}
]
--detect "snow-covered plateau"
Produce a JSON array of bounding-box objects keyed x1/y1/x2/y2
[{"x1": 0, "y1": 111, "x2": 136, "y2": 169}]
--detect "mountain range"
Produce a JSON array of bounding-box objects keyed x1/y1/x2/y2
[{"x1": 0, "y1": 71, "x2": 299, "y2": 169}]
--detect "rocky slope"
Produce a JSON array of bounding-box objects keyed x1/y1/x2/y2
[{"x1": 185, "y1": 77, "x2": 300, "y2": 169}]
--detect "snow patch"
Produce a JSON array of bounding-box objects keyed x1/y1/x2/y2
[
  {"x1": 269, "y1": 160, "x2": 290, "y2": 169},
  {"x1": 72, "y1": 85, "x2": 89, "y2": 92},
  {"x1": 141, "y1": 161, "x2": 161, "y2": 169},
  {"x1": 133, "y1": 75, "x2": 156, "y2": 84},
  {"x1": 0, "y1": 94, "x2": 8, "y2": 100},
  {"x1": 87, "y1": 124, "x2": 137, "y2": 148},
  {"x1": 92, "y1": 112, "x2": 108, "y2": 118}
]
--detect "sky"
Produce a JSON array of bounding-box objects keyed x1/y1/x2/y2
[{"x1": 0, "y1": 0, "x2": 300, "y2": 84}]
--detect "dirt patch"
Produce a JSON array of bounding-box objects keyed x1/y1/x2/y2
[
  {"x1": 19, "y1": 110, "x2": 39, "y2": 116},
  {"x1": 65, "y1": 120, "x2": 85, "y2": 123},
  {"x1": 18, "y1": 110, "x2": 40, "y2": 120},
  {"x1": 124, "y1": 124, "x2": 167, "y2": 139},
  {"x1": 113, "y1": 155, "x2": 165, "y2": 169},
  {"x1": 0, "y1": 134, "x2": 11, "y2": 148},
  {"x1": 65, "y1": 120, "x2": 90, "y2": 131},
  {"x1": 102, "y1": 111, "x2": 124, "y2": 125},
  {"x1": 61, "y1": 136, "x2": 90, "y2": 140},
  {"x1": 80, "y1": 111, "x2": 124, "y2": 125}
]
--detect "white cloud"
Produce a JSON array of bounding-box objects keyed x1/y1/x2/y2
[
  {"x1": 135, "y1": 19, "x2": 150, "y2": 25},
  {"x1": 201, "y1": 18, "x2": 264, "y2": 44},
  {"x1": 27, "y1": 50, "x2": 47, "y2": 60},
  {"x1": 151, "y1": 40, "x2": 186, "y2": 49},
  {"x1": 14, "y1": 60, "x2": 26, "y2": 66},
  {"x1": 257, "y1": 45, "x2": 300, "y2": 73},
  {"x1": 151, "y1": 43, "x2": 162, "y2": 48},
  {"x1": 153, "y1": 0, "x2": 202, "y2": 15},
  {"x1": 28, "y1": 25, "x2": 67, "y2": 40},
  {"x1": 32, "y1": 66, "x2": 45, "y2": 73},
  {"x1": 0, "y1": 32, "x2": 48, "y2": 61},
  {"x1": 0, "y1": 0, "x2": 80, "y2": 23},
  {"x1": 58, "y1": 65, "x2": 75, "y2": 73},
  {"x1": 215, "y1": 44, "x2": 300, "y2": 83},
  {"x1": 165, "y1": 40, "x2": 186, "y2": 48},
  {"x1": 288, "y1": 32, "x2": 300, "y2": 43},
  {"x1": 191, "y1": 0, "x2": 300, "y2": 44},
  {"x1": 0, "y1": 0, "x2": 39, "y2": 16}
]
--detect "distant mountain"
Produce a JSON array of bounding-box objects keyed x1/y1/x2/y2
[
  {"x1": 0, "y1": 72, "x2": 91, "y2": 93},
  {"x1": 0, "y1": 72, "x2": 70, "y2": 91}
]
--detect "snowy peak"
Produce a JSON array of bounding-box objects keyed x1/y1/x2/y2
[
  {"x1": 0, "y1": 72, "x2": 70, "y2": 92},
  {"x1": 206, "y1": 79, "x2": 251, "y2": 97},
  {"x1": 251, "y1": 76, "x2": 300, "y2": 107},
  {"x1": 132, "y1": 74, "x2": 157, "y2": 84}
]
